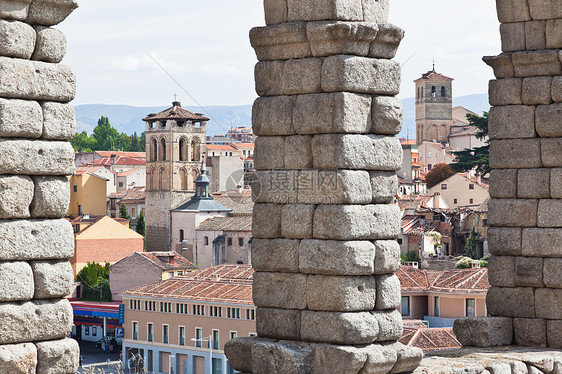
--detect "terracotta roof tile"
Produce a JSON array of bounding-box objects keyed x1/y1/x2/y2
[
  {"x1": 137, "y1": 251, "x2": 197, "y2": 271},
  {"x1": 92, "y1": 156, "x2": 145, "y2": 166},
  {"x1": 143, "y1": 102, "x2": 209, "y2": 122},
  {"x1": 400, "y1": 327, "x2": 461, "y2": 352},
  {"x1": 397, "y1": 266, "x2": 489, "y2": 294},
  {"x1": 96, "y1": 151, "x2": 146, "y2": 159},
  {"x1": 196, "y1": 216, "x2": 252, "y2": 232}
]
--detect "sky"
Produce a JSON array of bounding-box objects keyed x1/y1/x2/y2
[{"x1": 58, "y1": 0, "x2": 501, "y2": 107}]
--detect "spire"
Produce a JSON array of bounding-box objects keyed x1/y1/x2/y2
[
  {"x1": 432, "y1": 59, "x2": 436, "y2": 73},
  {"x1": 200, "y1": 159, "x2": 206, "y2": 174}
]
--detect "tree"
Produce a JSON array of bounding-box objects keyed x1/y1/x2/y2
[
  {"x1": 136, "y1": 210, "x2": 145, "y2": 236},
  {"x1": 119, "y1": 203, "x2": 130, "y2": 220},
  {"x1": 70, "y1": 131, "x2": 97, "y2": 152},
  {"x1": 451, "y1": 112, "x2": 490, "y2": 176},
  {"x1": 425, "y1": 163, "x2": 456, "y2": 189},
  {"x1": 92, "y1": 116, "x2": 119, "y2": 151},
  {"x1": 464, "y1": 227, "x2": 478, "y2": 259},
  {"x1": 76, "y1": 262, "x2": 112, "y2": 302}
]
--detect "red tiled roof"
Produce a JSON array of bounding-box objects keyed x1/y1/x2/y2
[
  {"x1": 96, "y1": 151, "x2": 145, "y2": 159},
  {"x1": 400, "y1": 327, "x2": 461, "y2": 352},
  {"x1": 414, "y1": 70, "x2": 454, "y2": 82},
  {"x1": 397, "y1": 266, "x2": 429, "y2": 292},
  {"x1": 206, "y1": 144, "x2": 237, "y2": 151},
  {"x1": 397, "y1": 266, "x2": 489, "y2": 294},
  {"x1": 75, "y1": 166, "x2": 112, "y2": 176},
  {"x1": 232, "y1": 143, "x2": 254, "y2": 149},
  {"x1": 400, "y1": 139, "x2": 417, "y2": 145},
  {"x1": 196, "y1": 216, "x2": 252, "y2": 232},
  {"x1": 92, "y1": 156, "x2": 145, "y2": 166},
  {"x1": 116, "y1": 167, "x2": 144, "y2": 177},
  {"x1": 183, "y1": 264, "x2": 254, "y2": 281},
  {"x1": 137, "y1": 251, "x2": 197, "y2": 271},
  {"x1": 143, "y1": 102, "x2": 209, "y2": 122},
  {"x1": 107, "y1": 186, "x2": 145, "y2": 201}
]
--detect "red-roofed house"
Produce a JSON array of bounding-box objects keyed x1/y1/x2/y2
[
  {"x1": 68, "y1": 167, "x2": 109, "y2": 218},
  {"x1": 400, "y1": 327, "x2": 461, "y2": 353},
  {"x1": 426, "y1": 172, "x2": 489, "y2": 209},
  {"x1": 75, "y1": 151, "x2": 146, "y2": 168}
]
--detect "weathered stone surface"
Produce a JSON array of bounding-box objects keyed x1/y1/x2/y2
[
  {"x1": 541, "y1": 138, "x2": 562, "y2": 167},
  {"x1": 313, "y1": 204, "x2": 400, "y2": 240},
  {"x1": 547, "y1": 320, "x2": 562, "y2": 348},
  {"x1": 522, "y1": 228, "x2": 562, "y2": 256},
  {"x1": 252, "y1": 170, "x2": 297, "y2": 204},
  {"x1": 544, "y1": 258, "x2": 562, "y2": 287},
  {"x1": 287, "y1": 0, "x2": 363, "y2": 22},
  {"x1": 514, "y1": 318, "x2": 546, "y2": 347},
  {"x1": 252, "y1": 203, "x2": 282, "y2": 239},
  {"x1": 256, "y1": 308, "x2": 301, "y2": 340},
  {"x1": 26, "y1": 0, "x2": 78, "y2": 26},
  {"x1": 253, "y1": 96, "x2": 295, "y2": 136},
  {"x1": 307, "y1": 21, "x2": 377, "y2": 58},
  {"x1": 225, "y1": 337, "x2": 273, "y2": 373},
  {"x1": 453, "y1": 317, "x2": 513, "y2": 347},
  {"x1": 489, "y1": 105, "x2": 536, "y2": 139},
  {"x1": 489, "y1": 139, "x2": 542, "y2": 169},
  {"x1": 0, "y1": 20, "x2": 36, "y2": 59},
  {"x1": 362, "y1": 0, "x2": 390, "y2": 23},
  {"x1": 293, "y1": 92, "x2": 371, "y2": 134},
  {"x1": 515, "y1": 256, "x2": 543, "y2": 287},
  {"x1": 0, "y1": 299, "x2": 73, "y2": 344},
  {"x1": 488, "y1": 227, "x2": 522, "y2": 256},
  {"x1": 250, "y1": 23, "x2": 311, "y2": 61},
  {"x1": 254, "y1": 136, "x2": 285, "y2": 170},
  {"x1": 35, "y1": 338, "x2": 79, "y2": 374},
  {"x1": 322, "y1": 55, "x2": 401, "y2": 94},
  {"x1": 299, "y1": 239, "x2": 375, "y2": 275},
  {"x1": 253, "y1": 272, "x2": 307, "y2": 309},
  {"x1": 536, "y1": 103, "x2": 562, "y2": 137},
  {"x1": 538, "y1": 199, "x2": 562, "y2": 227},
  {"x1": 500, "y1": 22, "x2": 526, "y2": 52},
  {"x1": 518, "y1": 168, "x2": 550, "y2": 198},
  {"x1": 368, "y1": 24, "x2": 404, "y2": 59},
  {"x1": 360, "y1": 344, "x2": 397, "y2": 374},
  {"x1": 298, "y1": 170, "x2": 372, "y2": 205},
  {"x1": 522, "y1": 77, "x2": 552, "y2": 105},
  {"x1": 284, "y1": 135, "x2": 312, "y2": 169},
  {"x1": 375, "y1": 274, "x2": 400, "y2": 310},
  {"x1": 371, "y1": 96, "x2": 402, "y2": 136},
  {"x1": 487, "y1": 287, "x2": 535, "y2": 318},
  {"x1": 0, "y1": 342, "x2": 36, "y2": 374},
  {"x1": 489, "y1": 79, "x2": 523, "y2": 106},
  {"x1": 264, "y1": 0, "x2": 288, "y2": 25},
  {"x1": 301, "y1": 310, "x2": 378, "y2": 344},
  {"x1": 372, "y1": 310, "x2": 403, "y2": 342},
  {"x1": 0, "y1": 57, "x2": 75, "y2": 102},
  {"x1": 32, "y1": 26, "x2": 67, "y2": 63},
  {"x1": 0, "y1": 0, "x2": 33, "y2": 21},
  {"x1": 31, "y1": 260, "x2": 73, "y2": 299},
  {"x1": 370, "y1": 171, "x2": 398, "y2": 203},
  {"x1": 252, "y1": 340, "x2": 314, "y2": 374},
  {"x1": 0, "y1": 261, "x2": 34, "y2": 302},
  {"x1": 0, "y1": 219, "x2": 74, "y2": 260},
  {"x1": 312, "y1": 134, "x2": 402, "y2": 170},
  {"x1": 488, "y1": 256, "x2": 516, "y2": 287},
  {"x1": 311, "y1": 344, "x2": 367, "y2": 374},
  {"x1": 528, "y1": 0, "x2": 562, "y2": 20},
  {"x1": 374, "y1": 240, "x2": 400, "y2": 275},
  {"x1": 281, "y1": 204, "x2": 314, "y2": 239},
  {"x1": 490, "y1": 169, "x2": 518, "y2": 198},
  {"x1": 546, "y1": 19, "x2": 562, "y2": 49},
  {"x1": 488, "y1": 198, "x2": 538, "y2": 227},
  {"x1": 41, "y1": 102, "x2": 76, "y2": 140},
  {"x1": 283, "y1": 58, "x2": 323, "y2": 95},
  {"x1": 255, "y1": 60, "x2": 285, "y2": 96},
  {"x1": 525, "y1": 21, "x2": 546, "y2": 50},
  {"x1": 252, "y1": 238, "x2": 299, "y2": 273},
  {"x1": 536, "y1": 288, "x2": 562, "y2": 319},
  {"x1": 30, "y1": 176, "x2": 69, "y2": 218},
  {"x1": 483, "y1": 54, "x2": 515, "y2": 79},
  {"x1": 307, "y1": 275, "x2": 376, "y2": 311},
  {"x1": 389, "y1": 342, "x2": 423, "y2": 374},
  {"x1": 495, "y1": 0, "x2": 531, "y2": 23},
  {"x1": 0, "y1": 140, "x2": 74, "y2": 175},
  {"x1": 512, "y1": 51, "x2": 562, "y2": 77},
  {"x1": 552, "y1": 168, "x2": 562, "y2": 198},
  {"x1": 0, "y1": 98, "x2": 43, "y2": 138},
  {"x1": 0, "y1": 176, "x2": 34, "y2": 219}
]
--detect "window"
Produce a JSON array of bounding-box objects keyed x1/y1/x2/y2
[
  {"x1": 466, "y1": 298, "x2": 475, "y2": 317},
  {"x1": 195, "y1": 328, "x2": 202, "y2": 347},
  {"x1": 427, "y1": 152, "x2": 432, "y2": 158},
  {"x1": 213, "y1": 330, "x2": 219, "y2": 350},
  {"x1": 427, "y1": 164, "x2": 432, "y2": 170},
  {"x1": 179, "y1": 229, "x2": 184, "y2": 242},
  {"x1": 431, "y1": 86, "x2": 436, "y2": 97},
  {"x1": 434, "y1": 297, "x2": 440, "y2": 317},
  {"x1": 133, "y1": 322, "x2": 138, "y2": 340},
  {"x1": 230, "y1": 331, "x2": 237, "y2": 340},
  {"x1": 73, "y1": 185, "x2": 77, "y2": 192},
  {"x1": 168, "y1": 271, "x2": 174, "y2": 278},
  {"x1": 441, "y1": 86, "x2": 446, "y2": 97},
  {"x1": 163, "y1": 325, "x2": 169, "y2": 344},
  {"x1": 397, "y1": 238, "x2": 403, "y2": 245},
  {"x1": 204, "y1": 236, "x2": 209, "y2": 245},
  {"x1": 238, "y1": 238, "x2": 244, "y2": 246},
  {"x1": 212, "y1": 358, "x2": 223, "y2": 374},
  {"x1": 118, "y1": 182, "x2": 123, "y2": 188},
  {"x1": 179, "y1": 326, "x2": 185, "y2": 345},
  {"x1": 227, "y1": 238, "x2": 233, "y2": 246},
  {"x1": 148, "y1": 323, "x2": 153, "y2": 342},
  {"x1": 454, "y1": 198, "x2": 458, "y2": 204},
  {"x1": 483, "y1": 219, "x2": 488, "y2": 227},
  {"x1": 470, "y1": 198, "x2": 474, "y2": 204},
  {"x1": 401, "y1": 296, "x2": 410, "y2": 316},
  {"x1": 178, "y1": 271, "x2": 183, "y2": 276},
  {"x1": 441, "y1": 184, "x2": 447, "y2": 190}
]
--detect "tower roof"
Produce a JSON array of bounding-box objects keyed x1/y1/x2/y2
[
  {"x1": 143, "y1": 101, "x2": 210, "y2": 122},
  {"x1": 414, "y1": 70, "x2": 454, "y2": 83}
]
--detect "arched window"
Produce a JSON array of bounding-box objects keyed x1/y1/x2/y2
[
  {"x1": 431, "y1": 86, "x2": 436, "y2": 97},
  {"x1": 191, "y1": 138, "x2": 200, "y2": 162},
  {"x1": 179, "y1": 229, "x2": 184, "y2": 242},
  {"x1": 190, "y1": 169, "x2": 199, "y2": 190},
  {"x1": 160, "y1": 138, "x2": 166, "y2": 161},
  {"x1": 441, "y1": 86, "x2": 446, "y2": 97},
  {"x1": 179, "y1": 138, "x2": 188, "y2": 161},
  {"x1": 151, "y1": 138, "x2": 158, "y2": 161},
  {"x1": 159, "y1": 168, "x2": 164, "y2": 190},
  {"x1": 150, "y1": 167, "x2": 157, "y2": 190},
  {"x1": 179, "y1": 168, "x2": 187, "y2": 190}
]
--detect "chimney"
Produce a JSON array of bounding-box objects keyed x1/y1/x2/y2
[{"x1": 110, "y1": 154, "x2": 116, "y2": 165}]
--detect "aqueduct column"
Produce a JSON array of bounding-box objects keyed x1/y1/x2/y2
[
  {"x1": 226, "y1": 0, "x2": 423, "y2": 372},
  {"x1": 454, "y1": 0, "x2": 562, "y2": 349},
  {"x1": 0, "y1": 0, "x2": 79, "y2": 372}
]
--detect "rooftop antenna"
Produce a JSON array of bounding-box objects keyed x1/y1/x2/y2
[
  {"x1": 432, "y1": 58, "x2": 436, "y2": 73},
  {"x1": 174, "y1": 93, "x2": 178, "y2": 101}
]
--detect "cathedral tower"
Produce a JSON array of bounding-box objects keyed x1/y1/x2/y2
[
  {"x1": 143, "y1": 101, "x2": 208, "y2": 251},
  {"x1": 414, "y1": 66, "x2": 453, "y2": 145}
]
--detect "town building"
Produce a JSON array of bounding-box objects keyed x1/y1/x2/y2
[
  {"x1": 75, "y1": 151, "x2": 146, "y2": 168},
  {"x1": 107, "y1": 186, "x2": 146, "y2": 229},
  {"x1": 448, "y1": 106, "x2": 488, "y2": 150},
  {"x1": 110, "y1": 251, "x2": 197, "y2": 301},
  {"x1": 71, "y1": 300, "x2": 123, "y2": 345},
  {"x1": 426, "y1": 172, "x2": 489, "y2": 209},
  {"x1": 143, "y1": 101, "x2": 208, "y2": 251},
  {"x1": 91, "y1": 154, "x2": 146, "y2": 174},
  {"x1": 417, "y1": 141, "x2": 456, "y2": 172},
  {"x1": 68, "y1": 166, "x2": 109, "y2": 218},
  {"x1": 206, "y1": 155, "x2": 245, "y2": 194},
  {"x1": 120, "y1": 264, "x2": 255, "y2": 374},
  {"x1": 225, "y1": 126, "x2": 254, "y2": 143}
]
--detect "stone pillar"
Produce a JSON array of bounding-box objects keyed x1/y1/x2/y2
[
  {"x1": 225, "y1": 1, "x2": 423, "y2": 372},
  {"x1": 454, "y1": 0, "x2": 562, "y2": 349},
  {"x1": 0, "y1": 1, "x2": 79, "y2": 372}
]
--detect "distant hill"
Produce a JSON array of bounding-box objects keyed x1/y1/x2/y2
[{"x1": 75, "y1": 93, "x2": 488, "y2": 139}]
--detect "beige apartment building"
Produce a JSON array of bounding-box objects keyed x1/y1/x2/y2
[
  {"x1": 120, "y1": 264, "x2": 255, "y2": 374},
  {"x1": 426, "y1": 172, "x2": 489, "y2": 208}
]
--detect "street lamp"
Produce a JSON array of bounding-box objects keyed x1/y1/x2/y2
[
  {"x1": 191, "y1": 335, "x2": 212, "y2": 374},
  {"x1": 169, "y1": 354, "x2": 175, "y2": 374}
]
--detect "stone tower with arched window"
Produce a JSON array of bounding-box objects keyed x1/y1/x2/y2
[
  {"x1": 142, "y1": 101, "x2": 208, "y2": 251},
  {"x1": 414, "y1": 66, "x2": 454, "y2": 145}
]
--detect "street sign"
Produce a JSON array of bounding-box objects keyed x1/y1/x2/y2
[
  {"x1": 116, "y1": 327, "x2": 124, "y2": 338},
  {"x1": 118, "y1": 304, "x2": 125, "y2": 324}
]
